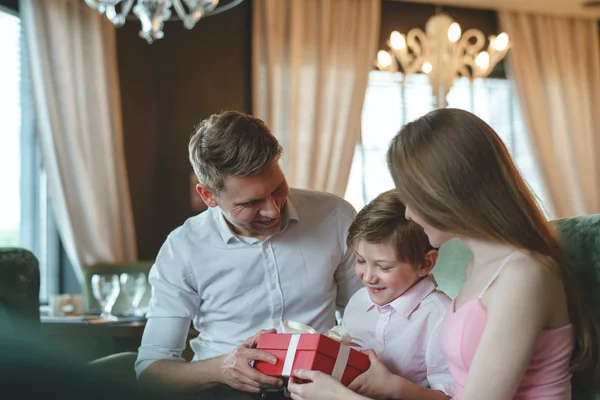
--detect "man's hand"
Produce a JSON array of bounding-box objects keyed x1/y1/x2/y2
[
  {"x1": 217, "y1": 329, "x2": 284, "y2": 393},
  {"x1": 348, "y1": 349, "x2": 405, "y2": 399}
]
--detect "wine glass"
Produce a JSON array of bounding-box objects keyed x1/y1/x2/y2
[
  {"x1": 120, "y1": 272, "x2": 147, "y2": 316},
  {"x1": 132, "y1": 273, "x2": 148, "y2": 316},
  {"x1": 91, "y1": 274, "x2": 120, "y2": 320}
]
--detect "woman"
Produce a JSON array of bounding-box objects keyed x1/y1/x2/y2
[{"x1": 287, "y1": 108, "x2": 599, "y2": 400}]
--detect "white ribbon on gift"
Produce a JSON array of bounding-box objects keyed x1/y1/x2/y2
[
  {"x1": 281, "y1": 320, "x2": 318, "y2": 334},
  {"x1": 280, "y1": 320, "x2": 361, "y2": 381}
]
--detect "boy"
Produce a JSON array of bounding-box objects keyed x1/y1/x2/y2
[{"x1": 342, "y1": 189, "x2": 453, "y2": 400}]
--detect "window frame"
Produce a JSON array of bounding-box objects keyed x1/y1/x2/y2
[{"x1": 1, "y1": 4, "x2": 61, "y2": 302}]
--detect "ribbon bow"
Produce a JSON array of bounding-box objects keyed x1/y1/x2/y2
[{"x1": 281, "y1": 320, "x2": 362, "y2": 347}]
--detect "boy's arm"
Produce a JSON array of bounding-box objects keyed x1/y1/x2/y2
[
  {"x1": 348, "y1": 350, "x2": 450, "y2": 400},
  {"x1": 392, "y1": 380, "x2": 451, "y2": 400},
  {"x1": 424, "y1": 310, "x2": 455, "y2": 398}
]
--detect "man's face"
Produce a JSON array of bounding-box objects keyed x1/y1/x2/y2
[{"x1": 211, "y1": 163, "x2": 290, "y2": 238}]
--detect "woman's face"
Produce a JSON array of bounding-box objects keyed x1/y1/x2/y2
[{"x1": 404, "y1": 205, "x2": 454, "y2": 248}]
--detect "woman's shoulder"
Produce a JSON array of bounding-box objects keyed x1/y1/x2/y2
[
  {"x1": 491, "y1": 250, "x2": 567, "y2": 326},
  {"x1": 499, "y1": 250, "x2": 561, "y2": 290}
]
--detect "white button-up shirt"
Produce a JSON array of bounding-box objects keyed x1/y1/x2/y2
[
  {"x1": 135, "y1": 188, "x2": 362, "y2": 377},
  {"x1": 342, "y1": 275, "x2": 454, "y2": 396}
]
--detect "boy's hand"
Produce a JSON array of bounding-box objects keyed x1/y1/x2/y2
[
  {"x1": 287, "y1": 369, "x2": 352, "y2": 400},
  {"x1": 348, "y1": 349, "x2": 406, "y2": 399}
]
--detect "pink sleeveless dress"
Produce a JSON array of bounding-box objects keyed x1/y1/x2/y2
[{"x1": 439, "y1": 252, "x2": 574, "y2": 399}]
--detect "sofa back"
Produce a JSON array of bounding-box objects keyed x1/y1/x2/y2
[{"x1": 0, "y1": 247, "x2": 40, "y2": 332}]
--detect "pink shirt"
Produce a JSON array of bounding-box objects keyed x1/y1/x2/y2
[
  {"x1": 440, "y1": 252, "x2": 574, "y2": 399},
  {"x1": 342, "y1": 275, "x2": 454, "y2": 396}
]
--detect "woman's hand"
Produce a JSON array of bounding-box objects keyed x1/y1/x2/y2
[
  {"x1": 348, "y1": 349, "x2": 404, "y2": 399},
  {"x1": 287, "y1": 369, "x2": 364, "y2": 400}
]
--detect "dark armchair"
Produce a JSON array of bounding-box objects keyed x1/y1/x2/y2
[{"x1": 0, "y1": 247, "x2": 40, "y2": 332}]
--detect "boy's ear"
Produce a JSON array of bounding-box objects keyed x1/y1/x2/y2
[
  {"x1": 418, "y1": 249, "x2": 439, "y2": 277},
  {"x1": 196, "y1": 183, "x2": 218, "y2": 208}
]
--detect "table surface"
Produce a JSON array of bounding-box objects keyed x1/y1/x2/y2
[
  {"x1": 41, "y1": 315, "x2": 148, "y2": 334},
  {"x1": 40, "y1": 317, "x2": 198, "y2": 340},
  {"x1": 40, "y1": 317, "x2": 197, "y2": 361}
]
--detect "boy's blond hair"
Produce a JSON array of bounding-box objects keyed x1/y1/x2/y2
[{"x1": 347, "y1": 190, "x2": 434, "y2": 268}]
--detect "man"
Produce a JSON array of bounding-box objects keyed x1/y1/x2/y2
[{"x1": 135, "y1": 111, "x2": 361, "y2": 399}]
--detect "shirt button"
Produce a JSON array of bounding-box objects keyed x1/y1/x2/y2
[{"x1": 270, "y1": 283, "x2": 276, "y2": 290}]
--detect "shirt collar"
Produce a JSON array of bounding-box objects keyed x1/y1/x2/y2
[
  {"x1": 215, "y1": 209, "x2": 237, "y2": 244},
  {"x1": 281, "y1": 197, "x2": 299, "y2": 228},
  {"x1": 366, "y1": 274, "x2": 438, "y2": 318},
  {"x1": 214, "y1": 197, "x2": 300, "y2": 245}
]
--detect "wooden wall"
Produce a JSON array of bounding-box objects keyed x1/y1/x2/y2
[{"x1": 117, "y1": 0, "x2": 252, "y2": 259}]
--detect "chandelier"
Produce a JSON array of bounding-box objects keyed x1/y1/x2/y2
[
  {"x1": 84, "y1": 0, "x2": 244, "y2": 44},
  {"x1": 376, "y1": 13, "x2": 510, "y2": 108}
]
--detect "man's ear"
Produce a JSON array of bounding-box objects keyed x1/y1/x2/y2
[
  {"x1": 196, "y1": 183, "x2": 218, "y2": 208},
  {"x1": 418, "y1": 249, "x2": 439, "y2": 277}
]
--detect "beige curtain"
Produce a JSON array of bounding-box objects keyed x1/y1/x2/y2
[
  {"x1": 499, "y1": 11, "x2": 600, "y2": 218},
  {"x1": 253, "y1": 0, "x2": 381, "y2": 196},
  {"x1": 21, "y1": 0, "x2": 137, "y2": 282}
]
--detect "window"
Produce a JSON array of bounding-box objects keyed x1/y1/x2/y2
[
  {"x1": 345, "y1": 71, "x2": 551, "y2": 217},
  {"x1": 0, "y1": 7, "x2": 59, "y2": 302},
  {"x1": 0, "y1": 9, "x2": 20, "y2": 248}
]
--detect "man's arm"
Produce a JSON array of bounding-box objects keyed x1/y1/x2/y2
[
  {"x1": 139, "y1": 329, "x2": 283, "y2": 393},
  {"x1": 134, "y1": 234, "x2": 202, "y2": 381},
  {"x1": 135, "y1": 233, "x2": 283, "y2": 393},
  {"x1": 136, "y1": 316, "x2": 218, "y2": 391},
  {"x1": 139, "y1": 357, "x2": 221, "y2": 391}
]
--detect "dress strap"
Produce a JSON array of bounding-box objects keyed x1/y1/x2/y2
[{"x1": 478, "y1": 251, "x2": 520, "y2": 299}]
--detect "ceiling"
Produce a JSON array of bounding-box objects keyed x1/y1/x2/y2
[{"x1": 398, "y1": 0, "x2": 600, "y2": 18}]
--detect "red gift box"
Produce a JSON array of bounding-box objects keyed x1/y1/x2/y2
[{"x1": 255, "y1": 333, "x2": 370, "y2": 386}]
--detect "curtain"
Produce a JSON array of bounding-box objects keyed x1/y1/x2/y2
[
  {"x1": 499, "y1": 11, "x2": 600, "y2": 217},
  {"x1": 253, "y1": 0, "x2": 381, "y2": 196},
  {"x1": 21, "y1": 0, "x2": 137, "y2": 282}
]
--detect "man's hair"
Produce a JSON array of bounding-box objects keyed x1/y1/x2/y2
[
  {"x1": 347, "y1": 189, "x2": 434, "y2": 268},
  {"x1": 188, "y1": 111, "x2": 283, "y2": 192}
]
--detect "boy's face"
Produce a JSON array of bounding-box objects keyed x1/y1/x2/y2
[{"x1": 355, "y1": 238, "x2": 437, "y2": 306}]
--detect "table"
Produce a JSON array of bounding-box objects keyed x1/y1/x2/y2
[{"x1": 41, "y1": 318, "x2": 198, "y2": 362}]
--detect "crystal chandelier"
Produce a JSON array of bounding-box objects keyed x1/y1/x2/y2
[
  {"x1": 84, "y1": 0, "x2": 243, "y2": 44},
  {"x1": 375, "y1": 13, "x2": 510, "y2": 108}
]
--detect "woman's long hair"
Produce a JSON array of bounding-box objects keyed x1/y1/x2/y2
[{"x1": 387, "y1": 108, "x2": 599, "y2": 391}]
